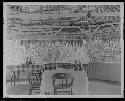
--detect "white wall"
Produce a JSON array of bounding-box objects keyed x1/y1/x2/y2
[{"x1": 89, "y1": 63, "x2": 121, "y2": 82}]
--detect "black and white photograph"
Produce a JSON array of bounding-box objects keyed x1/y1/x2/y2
[{"x1": 3, "y1": 2, "x2": 124, "y2": 98}]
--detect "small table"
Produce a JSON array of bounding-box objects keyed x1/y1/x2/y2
[{"x1": 40, "y1": 69, "x2": 89, "y2": 95}]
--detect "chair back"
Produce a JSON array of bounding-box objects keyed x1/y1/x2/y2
[
  {"x1": 28, "y1": 71, "x2": 42, "y2": 85},
  {"x1": 28, "y1": 71, "x2": 42, "y2": 94},
  {"x1": 52, "y1": 73, "x2": 74, "y2": 89}
]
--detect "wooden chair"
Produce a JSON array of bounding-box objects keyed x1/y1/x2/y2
[
  {"x1": 28, "y1": 71, "x2": 42, "y2": 95},
  {"x1": 52, "y1": 73, "x2": 74, "y2": 95}
]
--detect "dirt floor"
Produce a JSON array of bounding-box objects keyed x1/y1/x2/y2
[{"x1": 6, "y1": 80, "x2": 121, "y2": 95}]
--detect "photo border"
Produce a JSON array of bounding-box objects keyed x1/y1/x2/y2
[{"x1": 3, "y1": 2, "x2": 124, "y2": 98}]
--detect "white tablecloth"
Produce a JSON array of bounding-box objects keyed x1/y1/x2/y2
[{"x1": 40, "y1": 69, "x2": 89, "y2": 95}]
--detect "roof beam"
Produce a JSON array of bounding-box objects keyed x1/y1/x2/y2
[
  {"x1": 91, "y1": 22, "x2": 120, "y2": 35},
  {"x1": 10, "y1": 32, "x2": 88, "y2": 40},
  {"x1": 7, "y1": 12, "x2": 120, "y2": 20}
]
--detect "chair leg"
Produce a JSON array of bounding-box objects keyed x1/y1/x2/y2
[
  {"x1": 54, "y1": 88, "x2": 56, "y2": 95},
  {"x1": 71, "y1": 88, "x2": 72, "y2": 95},
  {"x1": 29, "y1": 86, "x2": 32, "y2": 95},
  {"x1": 29, "y1": 90, "x2": 31, "y2": 95}
]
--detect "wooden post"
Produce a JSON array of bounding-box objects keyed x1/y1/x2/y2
[
  {"x1": 60, "y1": 5, "x2": 62, "y2": 14},
  {"x1": 88, "y1": 63, "x2": 90, "y2": 80}
]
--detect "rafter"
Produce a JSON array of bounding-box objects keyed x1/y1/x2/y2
[
  {"x1": 91, "y1": 22, "x2": 120, "y2": 35},
  {"x1": 111, "y1": 24, "x2": 120, "y2": 32}
]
